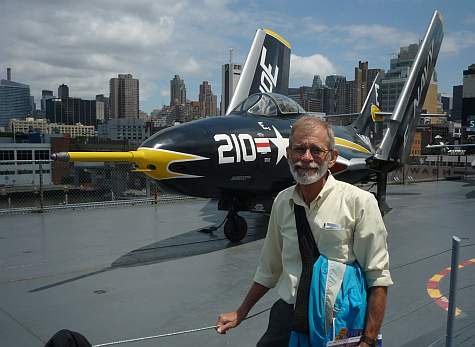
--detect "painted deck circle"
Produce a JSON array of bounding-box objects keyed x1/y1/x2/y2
[{"x1": 426, "y1": 258, "x2": 475, "y2": 316}]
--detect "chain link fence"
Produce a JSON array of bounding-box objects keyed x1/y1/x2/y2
[
  {"x1": 0, "y1": 156, "x2": 473, "y2": 215},
  {"x1": 388, "y1": 155, "x2": 475, "y2": 184},
  {"x1": 0, "y1": 160, "x2": 194, "y2": 214}
]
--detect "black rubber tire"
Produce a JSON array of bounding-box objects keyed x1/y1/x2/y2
[{"x1": 224, "y1": 215, "x2": 248, "y2": 242}]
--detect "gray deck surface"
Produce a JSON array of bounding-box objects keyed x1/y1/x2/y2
[{"x1": 1, "y1": 179, "x2": 474, "y2": 347}]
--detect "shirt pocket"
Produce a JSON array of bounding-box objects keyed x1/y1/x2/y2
[{"x1": 318, "y1": 224, "x2": 352, "y2": 262}]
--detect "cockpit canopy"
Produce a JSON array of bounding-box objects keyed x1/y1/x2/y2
[{"x1": 232, "y1": 93, "x2": 306, "y2": 117}]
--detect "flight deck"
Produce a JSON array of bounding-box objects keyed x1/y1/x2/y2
[{"x1": 1, "y1": 179, "x2": 474, "y2": 347}]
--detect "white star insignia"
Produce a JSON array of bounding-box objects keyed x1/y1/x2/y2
[{"x1": 269, "y1": 126, "x2": 289, "y2": 164}]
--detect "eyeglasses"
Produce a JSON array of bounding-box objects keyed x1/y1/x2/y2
[{"x1": 291, "y1": 145, "x2": 332, "y2": 158}]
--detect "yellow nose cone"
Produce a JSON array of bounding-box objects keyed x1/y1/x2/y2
[
  {"x1": 52, "y1": 148, "x2": 209, "y2": 180},
  {"x1": 134, "y1": 147, "x2": 208, "y2": 180}
]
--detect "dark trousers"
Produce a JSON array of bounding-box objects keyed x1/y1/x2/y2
[{"x1": 257, "y1": 299, "x2": 294, "y2": 347}]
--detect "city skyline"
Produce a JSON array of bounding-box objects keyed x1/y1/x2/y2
[{"x1": 1, "y1": 1, "x2": 474, "y2": 114}]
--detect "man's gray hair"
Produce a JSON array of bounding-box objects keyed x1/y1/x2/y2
[{"x1": 289, "y1": 116, "x2": 335, "y2": 150}]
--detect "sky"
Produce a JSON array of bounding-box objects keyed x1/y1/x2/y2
[{"x1": 1, "y1": 0, "x2": 474, "y2": 114}]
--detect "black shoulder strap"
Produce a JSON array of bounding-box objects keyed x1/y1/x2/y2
[{"x1": 292, "y1": 204, "x2": 320, "y2": 333}]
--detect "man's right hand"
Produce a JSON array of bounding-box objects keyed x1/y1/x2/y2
[
  {"x1": 216, "y1": 282, "x2": 269, "y2": 334},
  {"x1": 216, "y1": 311, "x2": 244, "y2": 334}
]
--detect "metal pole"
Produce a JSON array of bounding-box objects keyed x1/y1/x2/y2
[
  {"x1": 437, "y1": 155, "x2": 440, "y2": 181},
  {"x1": 146, "y1": 178, "x2": 151, "y2": 197},
  {"x1": 465, "y1": 155, "x2": 468, "y2": 178},
  {"x1": 39, "y1": 162, "x2": 44, "y2": 211},
  {"x1": 445, "y1": 236, "x2": 461, "y2": 347}
]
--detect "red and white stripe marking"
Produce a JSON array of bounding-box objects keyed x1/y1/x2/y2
[{"x1": 254, "y1": 138, "x2": 271, "y2": 154}]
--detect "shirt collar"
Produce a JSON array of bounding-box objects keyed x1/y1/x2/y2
[{"x1": 289, "y1": 171, "x2": 336, "y2": 210}]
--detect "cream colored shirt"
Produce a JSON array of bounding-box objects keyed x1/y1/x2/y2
[{"x1": 254, "y1": 174, "x2": 393, "y2": 304}]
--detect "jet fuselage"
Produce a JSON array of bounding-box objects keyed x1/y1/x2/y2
[{"x1": 138, "y1": 111, "x2": 373, "y2": 203}]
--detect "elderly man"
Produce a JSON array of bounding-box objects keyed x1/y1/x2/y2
[{"x1": 217, "y1": 116, "x2": 392, "y2": 347}]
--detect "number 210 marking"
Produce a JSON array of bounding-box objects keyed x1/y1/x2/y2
[{"x1": 214, "y1": 134, "x2": 257, "y2": 164}]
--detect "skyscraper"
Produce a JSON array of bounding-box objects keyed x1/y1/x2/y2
[
  {"x1": 96, "y1": 94, "x2": 110, "y2": 120},
  {"x1": 221, "y1": 63, "x2": 242, "y2": 115},
  {"x1": 463, "y1": 64, "x2": 475, "y2": 98},
  {"x1": 452, "y1": 85, "x2": 463, "y2": 121},
  {"x1": 0, "y1": 68, "x2": 31, "y2": 127},
  {"x1": 312, "y1": 75, "x2": 323, "y2": 90},
  {"x1": 109, "y1": 74, "x2": 139, "y2": 119},
  {"x1": 29, "y1": 96, "x2": 36, "y2": 115},
  {"x1": 381, "y1": 44, "x2": 422, "y2": 112},
  {"x1": 382, "y1": 49, "x2": 413, "y2": 112},
  {"x1": 321, "y1": 85, "x2": 337, "y2": 114},
  {"x1": 41, "y1": 90, "x2": 54, "y2": 114},
  {"x1": 170, "y1": 75, "x2": 186, "y2": 106},
  {"x1": 45, "y1": 97, "x2": 97, "y2": 126},
  {"x1": 462, "y1": 64, "x2": 475, "y2": 140},
  {"x1": 354, "y1": 61, "x2": 385, "y2": 112},
  {"x1": 58, "y1": 84, "x2": 69, "y2": 99},
  {"x1": 325, "y1": 75, "x2": 346, "y2": 89},
  {"x1": 345, "y1": 80, "x2": 358, "y2": 114},
  {"x1": 288, "y1": 86, "x2": 321, "y2": 113},
  {"x1": 325, "y1": 75, "x2": 347, "y2": 114},
  {"x1": 199, "y1": 81, "x2": 218, "y2": 117},
  {"x1": 440, "y1": 94, "x2": 451, "y2": 115},
  {"x1": 382, "y1": 44, "x2": 440, "y2": 114}
]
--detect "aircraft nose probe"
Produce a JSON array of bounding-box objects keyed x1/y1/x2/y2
[
  {"x1": 50, "y1": 152, "x2": 70, "y2": 161},
  {"x1": 50, "y1": 151, "x2": 138, "y2": 162}
]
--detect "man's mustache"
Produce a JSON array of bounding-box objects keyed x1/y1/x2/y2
[{"x1": 293, "y1": 161, "x2": 318, "y2": 169}]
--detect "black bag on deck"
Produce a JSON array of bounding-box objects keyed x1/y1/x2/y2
[{"x1": 44, "y1": 329, "x2": 92, "y2": 347}]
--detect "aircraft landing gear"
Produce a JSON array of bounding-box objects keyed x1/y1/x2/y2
[{"x1": 224, "y1": 211, "x2": 248, "y2": 242}]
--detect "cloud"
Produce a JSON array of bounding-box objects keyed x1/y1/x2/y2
[
  {"x1": 1, "y1": 1, "x2": 463, "y2": 113},
  {"x1": 301, "y1": 17, "x2": 330, "y2": 34},
  {"x1": 299, "y1": 17, "x2": 420, "y2": 54},
  {"x1": 182, "y1": 57, "x2": 201, "y2": 75},
  {"x1": 339, "y1": 24, "x2": 418, "y2": 49},
  {"x1": 290, "y1": 54, "x2": 337, "y2": 86},
  {"x1": 441, "y1": 31, "x2": 475, "y2": 55},
  {"x1": 139, "y1": 79, "x2": 158, "y2": 102},
  {"x1": 0, "y1": 0, "x2": 262, "y2": 110}
]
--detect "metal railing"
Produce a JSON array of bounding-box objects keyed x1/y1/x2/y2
[
  {"x1": 0, "y1": 160, "x2": 195, "y2": 214},
  {"x1": 0, "y1": 156, "x2": 473, "y2": 214},
  {"x1": 388, "y1": 155, "x2": 475, "y2": 184}
]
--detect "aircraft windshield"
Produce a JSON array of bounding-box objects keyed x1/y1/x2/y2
[
  {"x1": 233, "y1": 93, "x2": 305, "y2": 117},
  {"x1": 248, "y1": 94, "x2": 277, "y2": 116},
  {"x1": 268, "y1": 93, "x2": 305, "y2": 114}
]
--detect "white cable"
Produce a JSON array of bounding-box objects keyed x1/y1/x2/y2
[
  {"x1": 92, "y1": 307, "x2": 271, "y2": 346},
  {"x1": 92, "y1": 325, "x2": 217, "y2": 346}
]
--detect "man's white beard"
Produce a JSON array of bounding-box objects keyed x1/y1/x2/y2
[{"x1": 288, "y1": 158, "x2": 329, "y2": 185}]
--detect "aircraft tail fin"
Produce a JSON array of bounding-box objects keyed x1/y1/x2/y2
[
  {"x1": 375, "y1": 10, "x2": 444, "y2": 164},
  {"x1": 350, "y1": 72, "x2": 383, "y2": 151},
  {"x1": 226, "y1": 29, "x2": 291, "y2": 115}
]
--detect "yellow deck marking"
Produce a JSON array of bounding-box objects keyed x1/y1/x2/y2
[
  {"x1": 427, "y1": 288, "x2": 442, "y2": 298},
  {"x1": 430, "y1": 274, "x2": 444, "y2": 282}
]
